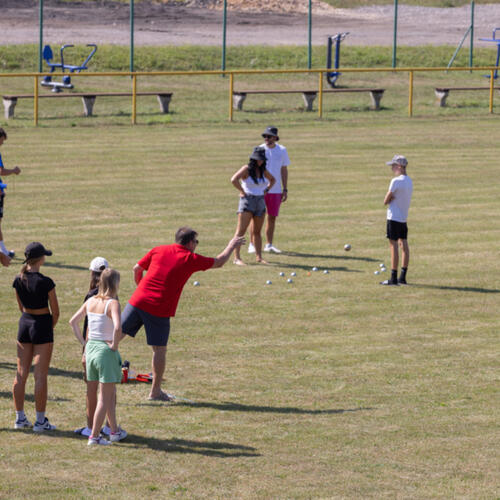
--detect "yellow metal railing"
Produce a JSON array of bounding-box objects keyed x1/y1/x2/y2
[{"x1": 1, "y1": 66, "x2": 499, "y2": 125}]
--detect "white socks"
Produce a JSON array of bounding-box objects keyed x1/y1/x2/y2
[
  {"x1": 16, "y1": 410, "x2": 26, "y2": 421},
  {"x1": 36, "y1": 411, "x2": 45, "y2": 424}
]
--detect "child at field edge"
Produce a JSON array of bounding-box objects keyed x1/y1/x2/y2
[
  {"x1": 12, "y1": 242, "x2": 59, "y2": 432},
  {"x1": 73, "y1": 256, "x2": 114, "y2": 438},
  {"x1": 70, "y1": 268, "x2": 127, "y2": 446},
  {"x1": 0, "y1": 127, "x2": 22, "y2": 261}
]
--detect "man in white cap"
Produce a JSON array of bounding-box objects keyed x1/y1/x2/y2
[{"x1": 381, "y1": 155, "x2": 413, "y2": 286}]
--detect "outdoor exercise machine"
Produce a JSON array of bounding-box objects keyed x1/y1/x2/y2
[
  {"x1": 479, "y1": 28, "x2": 500, "y2": 79},
  {"x1": 41, "y1": 44, "x2": 97, "y2": 92},
  {"x1": 326, "y1": 33, "x2": 349, "y2": 88}
]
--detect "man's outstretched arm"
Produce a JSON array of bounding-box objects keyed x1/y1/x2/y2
[{"x1": 212, "y1": 236, "x2": 246, "y2": 268}]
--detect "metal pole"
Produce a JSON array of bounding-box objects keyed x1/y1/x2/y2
[
  {"x1": 222, "y1": 0, "x2": 227, "y2": 75},
  {"x1": 408, "y1": 70, "x2": 414, "y2": 117},
  {"x1": 39, "y1": 0, "x2": 44, "y2": 72},
  {"x1": 34, "y1": 76, "x2": 39, "y2": 126},
  {"x1": 318, "y1": 71, "x2": 323, "y2": 118},
  {"x1": 130, "y1": 0, "x2": 134, "y2": 73},
  {"x1": 229, "y1": 72, "x2": 234, "y2": 121},
  {"x1": 132, "y1": 73, "x2": 137, "y2": 124},
  {"x1": 392, "y1": 0, "x2": 398, "y2": 68},
  {"x1": 489, "y1": 69, "x2": 494, "y2": 113},
  {"x1": 470, "y1": 0, "x2": 475, "y2": 71},
  {"x1": 308, "y1": 0, "x2": 312, "y2": 70}
]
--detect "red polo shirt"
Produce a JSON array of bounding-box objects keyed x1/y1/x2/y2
[{"x1": 129, "y1": 244, "x2": 214, "y2": 318}]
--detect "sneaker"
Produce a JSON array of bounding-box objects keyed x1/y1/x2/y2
[
  {"x1": 264, "y1": 244, "x2": 282, "y2": 254},
  {"x1": 101, "y1": 425, "x2": 111, "y2": 436},
  {"x1": 380, "y1": 279, "x2": 399, "y2": 286},
  {"x1": 14, "y1": 417, "x2": 32, "y2": 429},
  {"x1": 7, "y1": 251, "x2": 15, "y2": 259},
  {"x1": 247, "y1": 243, "x2": 256, "y2": 254},
  {"x1": 74, "y1": 426, "x2": 92, "y2": 437},
  {"x1": 109, "y1": 427, "x2": 128, "y2": 443},
  {"x1": 33, "y1": 417, "x2": 56, "y2": 432},
  {"x1": 398, "y1": 278, "x2": 408, "y2": 285},
  {"x1": 88, "y1": 436, "x2": 110, "y2": 446}
]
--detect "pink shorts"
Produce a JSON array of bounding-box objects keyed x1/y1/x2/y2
[{"x1": 264, "y1": 193, "x2": 282, "y2": 217}]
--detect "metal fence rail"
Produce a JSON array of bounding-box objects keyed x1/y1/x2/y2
[{"x1": 1, "y1": 66, "x2": 499, "y2": 125}]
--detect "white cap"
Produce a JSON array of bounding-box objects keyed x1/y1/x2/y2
[
  {"x1": 89, "y1": 256, "x2": 109, "y2": 272},
  {"x1": 386, "y1": 155, "x2": 408, "y2": 167}
]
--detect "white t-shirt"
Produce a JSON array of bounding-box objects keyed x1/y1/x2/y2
[
  {"x1": 260, "y1": 143, "x2": 290, "y2": 194},
  {"x1": 387, "y1": 175, "x2": 413, "y2": 223}
]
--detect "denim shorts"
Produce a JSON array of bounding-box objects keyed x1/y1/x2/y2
[
  {"x1": 237, "y1": 194, "x2": 266, "y2": 217},
  {"x1": 121, "y1": 302, "x2": 171, "y2": 346},
  {"x1": 85, "y1": 340, "x2": 122, "y2": 383}
]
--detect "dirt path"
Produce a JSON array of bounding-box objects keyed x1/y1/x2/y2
[{"x1": 2, "y1": 1, "x2": 500, "y2": 48}]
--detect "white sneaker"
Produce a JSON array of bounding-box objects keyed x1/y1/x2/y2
[
  {"x1": 109, "y1": 427, "x2": 128, "y2": 442},
  {"x1": 33, "y1": 417, "x2": 56, "y2": 432},
  {"x1": 14, "y1": 417, "x2": 32, "y2": 429},
  {"x1": 264, "y1": 244, "x2": 282, "y2": 254},
  {"x1": 247, "y1": 243, "x2": 256, "y2": 254},
  {"x1": 101, "y1": 425, "x2": 111, "y2": 436},
  {"x1": 88, "y1": 436, "x2": 110, "y2": 446},
  {"x1": 74, "y1": 426, "x2": 92, "y2": 437}
]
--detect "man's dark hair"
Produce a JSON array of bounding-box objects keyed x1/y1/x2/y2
[
  {"x1": 0, "y1": 128, "x2": 7, "y2": 139},
  {"x1": 175, "y1": 226, "x2": 198, "y2": 246}
]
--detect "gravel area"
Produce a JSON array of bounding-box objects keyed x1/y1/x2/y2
[{"x1": 1, "y1": 1, "x2": 500, "y2": 47}]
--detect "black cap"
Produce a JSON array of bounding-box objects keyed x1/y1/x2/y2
[
  {"x1": 23, "y1": 242, "x2": 52, "y2": 263},
  {"x1": 262, "y1": 126, "x2": 279, "y2": 141},
  {"x1": 250, "y1": 146, "x2": 266, "y2": 162}
]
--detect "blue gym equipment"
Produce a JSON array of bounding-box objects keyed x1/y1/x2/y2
[
  {"x1": 479, "y1": 28, "x2": 500, "y2": 79},
  {"x1": 41, "y1": 44, "x2": 97, "y2": 92},
  {"x1": 326, "y1": 32, "x2": 349, "y2": 88},
  {"x1": 0, "y1": 182, "x2": 7, "y2": 194}
]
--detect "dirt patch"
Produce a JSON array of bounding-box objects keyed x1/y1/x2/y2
[{"x1": 1, "y1": 1, "x2": 500, "y2": 47}]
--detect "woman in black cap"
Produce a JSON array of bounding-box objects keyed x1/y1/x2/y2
[
  {"x1": 231, "y1": 147, "x2": 275, "y2": 265},
  {"x1": 12, "y1": 242, "x2": 59, "y2": 432}
]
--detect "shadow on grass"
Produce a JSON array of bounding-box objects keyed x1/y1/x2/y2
[
  {"x1": 0, "y1": 391, "x2": 70, "y2": 402},
  {"x1": 268, "y1": 261, "x2": 361, "y2": 273},
  {"x1": 0, "y1": 362, "x2": 83, "y2": 380},
  {"x1": 281, "y1": 251, "x2": 379, "y2": 263},
  {"x1": 412, "y1": 283, "x2": 500, "y2": 294},
  {"x1": 44, "y1": 261, "x2": 88, "y2": 271},
  {"x1": 144, "y1": 400, "x2": 373, "y2": 416},
  {"x1": 0, "y1": 428, "x2": 260, "y2": 457}
]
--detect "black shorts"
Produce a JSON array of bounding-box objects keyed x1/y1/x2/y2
[
  {"x1": 17, "y1": 313, "x2": 54, "y2": 344},
  {"x1": 0, "y1": 193, "x2": 4, "y2": 219},
  {"x1": 386, "y1": 220, "x2": 408, "y2": 240}
]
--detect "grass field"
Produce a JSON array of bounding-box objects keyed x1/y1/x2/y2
[{"x1": 0, "y1": 42, "x2": 499, "y2": 498}]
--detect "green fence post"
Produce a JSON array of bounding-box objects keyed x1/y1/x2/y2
[
  {"x1": 39, "y1": 0, "x2": 44, "y2": 73},
  {"x1": 222, "y1": 0, "x2": 227, "y2": 76},
  {"x1": 130, "y1": 0, "x2": 134, "y2": 72},
  {"x1": 392, "y1": 0, "x2": 398, "y2": 68},
  {"x1": 308, "y1": 0, "x2": 312, "y2": 70},
  {"x1": 470, "y1": 0, "x2": 475, "y2": 71}
]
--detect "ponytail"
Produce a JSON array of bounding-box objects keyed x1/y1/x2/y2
[{"x1": 20, "y1": 257, "x2": 44, "y2": 282}]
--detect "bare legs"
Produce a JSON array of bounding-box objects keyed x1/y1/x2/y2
[
  {"x1": 235, "y1": 212, "x2": 266, "y2": 265},
  {"x1": 13, "y1": 342, "x2": 53, "y2": 413},
  {"x1": 150, "y1": 345, "x2": 167, "y2": 399},
  {"x1": 265, "y1": 215, "x2": 277, "y2": 246},
  {"x1": 389, "y1": 238, "x2": 410, "y2": 282},
  {"x1": 91, "y1": 383, "x2": 117, "y2": 438}
]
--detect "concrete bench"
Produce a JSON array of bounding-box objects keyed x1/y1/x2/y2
[
  {"x1": 434, "y1": 87, "x2": 500, "y2": 107},
  {"x1": 233, "y1": 88, "x2": 385, "y2": 112},
  {"x1": 2, "y1": 92, "x2": 173, "y2": 119}
]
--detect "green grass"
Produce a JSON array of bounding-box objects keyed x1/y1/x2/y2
[
  {"x1": 1, "y1": 44, "x2": 498, "y2": 72},
  {"x1": 0, "y1": 77, "x2": 499, "y2": 498}
]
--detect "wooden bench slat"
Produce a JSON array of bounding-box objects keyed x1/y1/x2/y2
[
  {"x1": 434, "y1": 86, "x2": 500, "y2": 107},
  {"x1": 232, "y1": 88, "x2": 385, "y2": 111},
  {"x1": 3, "y1": 92, "x2": 173, "y2": 119}
]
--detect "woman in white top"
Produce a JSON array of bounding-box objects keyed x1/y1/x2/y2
[
  {"x1": 69, "y1": 268, "x2": 126, "y2": 446},
  {"x1": 231, "y1": 146, "x2": 275, "y2": 266}
]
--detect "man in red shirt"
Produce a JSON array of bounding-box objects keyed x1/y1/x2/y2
[{"x1": 122, "y1": 227, "x2": 244, "y2": 401}]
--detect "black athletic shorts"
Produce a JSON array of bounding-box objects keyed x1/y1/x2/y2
[
  {"x1": 386, "y1": 220, "x2": 408, "y2": 240},
  {"x1": 0, "y1": 193, "x2": 4, "y2": 219},
  {"x1": 17, "y1": 313, "x2": 54, "y2": 344}
]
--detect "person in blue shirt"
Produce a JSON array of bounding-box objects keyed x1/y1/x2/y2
[{"x1": 0, "y1": 128, "x2": 21, "y2": 261}]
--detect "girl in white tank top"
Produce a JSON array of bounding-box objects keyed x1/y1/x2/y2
[{"x1": 87, "y1": 299, "x2": 115, "y2": 341}]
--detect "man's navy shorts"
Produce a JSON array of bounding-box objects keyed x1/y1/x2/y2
[
  {"x1": 386, "y1": 219, "x2": 408, "y2": 240},
  {"x1": 121, "y1": 303, "x2": 170, "y2": 347}
]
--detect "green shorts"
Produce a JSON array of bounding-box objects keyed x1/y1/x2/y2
[{"x1": 85, "y1": 340, "x2": 122, "y2": 383}]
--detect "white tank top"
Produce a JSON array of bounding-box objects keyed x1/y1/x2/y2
[
  {"x1": 241, "y1": 174, "x2": 267, "y2": 196},
  {"x1": 87, "y1": 299, "x2": 115, "y2": 341}
]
